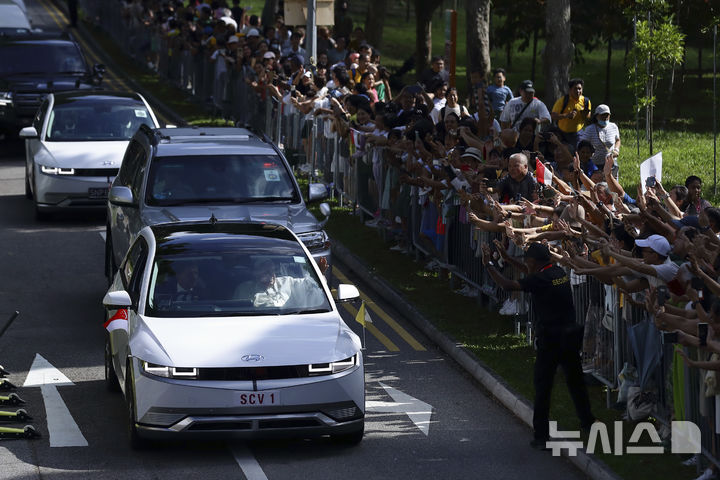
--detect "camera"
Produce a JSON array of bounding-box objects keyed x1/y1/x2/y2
[
  {"x1": 699, "y1": 323, "x2": 709, "y2": 346},
  {"x1": 662, "y1": 331, "x2": 679, "y2": 344},
  {"x1": 645, "y1": 176, "x2": 656, "y2": 188}
]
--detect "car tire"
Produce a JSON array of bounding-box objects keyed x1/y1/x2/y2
[
  {"x1": 105, "y1": 230, "x2": 117, "y2": 284},
  {"x1": 104, "y1": 335, "x2": 120, "y2": 392},
  {"x1": 332, "y1": 422, "x2": 364, "y2": 445},
  {"x1": 125, "y1": 363, "x2": 150, "y2": 450}
]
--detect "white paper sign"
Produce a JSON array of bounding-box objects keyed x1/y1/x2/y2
[{"x1": 640, "y1": 152, "x2": 663, "y2": 194}]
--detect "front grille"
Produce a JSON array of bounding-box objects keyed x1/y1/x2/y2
[
  {"x1": 323, "y1": 406, "x2": 361, "y2": 422},
  {"x1": 187, "y1": 421, "x2": 252, "y2": 431},
  {"x1": 258, "y1": 418, "x2": 320, "y2": 429},
  {"x1": 198, "y1": 365, "x2": 310, "y2": 381},
  {"x1": 72, "y1": 168, "x2": 118, "y2": 177}
]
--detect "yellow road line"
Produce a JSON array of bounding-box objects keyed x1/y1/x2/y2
[
  {"x1": 341, "y1": 303, "x2": 399, "y2": 352},
  {"x1": 333, "y1": 266, "x2": 426, "y2": 351}
]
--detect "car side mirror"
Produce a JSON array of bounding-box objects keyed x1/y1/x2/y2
[
  {"x1": 335, "y1": 284, "x2": 360, "y2": 303},
  {"x1": 103, "y1": 290, "x2": 132, "y2": 309},
  {"x1": 308, "y1": 183, "x2": 328, "y2": 202},
  {"x1": 19, "y1": 126, "x2": 38, "y2": 139},
  {"x1": 108, "y1": 186, "x2": 136, "y2": 207}
]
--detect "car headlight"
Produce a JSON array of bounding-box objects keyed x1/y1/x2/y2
[
  {"x1": 0, "y1": 91, "x2": 12, "y2": 107},
  {"x1": 308, "y1": 354, "x2": 357, "y2": 376},
  {"x1": 40, "y1": 165, "x2": 75, "y2": 175},
  {"x1": 297, "y1": 230, "x2": 330, "y2": 252},
  {"x1": 142, "y1": 361, "x2": 198, "y2": 379}
]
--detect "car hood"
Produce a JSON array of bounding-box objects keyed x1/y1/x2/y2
[
  {"x1": 35, "y1": 141, "x2": 129, "y2": 169},
  {"x1": 130, "y1": 312, "x2": 360, "y2": 367},
  {"x1": 142, "y1": 204, "x2": 321, "y2": 234}
]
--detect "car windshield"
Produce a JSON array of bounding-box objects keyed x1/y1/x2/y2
[
  {"x1": 145, "y1": 234, "x2": 331, "y2": 317},
  {"x1": 0, "y1": 43, "x2": 86, "y2": 76},
  {"x1": 45, "y1": 101, "x2": 154, "y2": 141},
  {"x1": 145, "y1": 155, "x2": 299, "y2": 205}
]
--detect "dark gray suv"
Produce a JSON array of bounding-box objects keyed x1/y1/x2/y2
[{"x1": 105, "y1": 126, "x2": 330, "y2": 280}]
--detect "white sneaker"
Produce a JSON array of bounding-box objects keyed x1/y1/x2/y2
[
  {"x1": 499, "y1": 298, "x2": 512, "y2": 315},
  {"x1": 501, "y1": 299, "x2": 519, "y2": 316},
  {"x1": 365, "y1": 218, "x2": 380, "y2": 228},
  {"x1": 682, "y1": 455, "x2": 698, "y2": 467},
  {"x1": 389, "y1": 244, "x2": 405, "y2": 252},
  {"x1": 695, "y1": 468, "x2": 716, "y2": 480},
  {"x1": 425, "y1": 259, "x2": 441, "y2": 271}
]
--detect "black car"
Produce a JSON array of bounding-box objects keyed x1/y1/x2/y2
[{"x1": 0, "y1": 32, "x2": 104, "y2": 137}]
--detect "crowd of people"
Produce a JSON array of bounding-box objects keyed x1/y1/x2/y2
[{"x1": 116, "y1": 1, "x2": 720, "y2": 474}]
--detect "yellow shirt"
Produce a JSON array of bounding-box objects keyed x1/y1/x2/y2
[{"x1": 552, "y1": 95, "x2": 591, "y2": 133}]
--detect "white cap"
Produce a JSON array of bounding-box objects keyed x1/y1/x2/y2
[
  {"x1": 227, "y1": 35, "x2": 239, "y2": 44},
  {"x1": 595, "y1": 104, "x2": 611, "y2": 116},
  {"x1": 635, "y1": 234, "x2": 670, "y2": 257},
  {"x1": 263, "y1": 51, "x2": 276, "y2": 59},
  {"x1": 247, "y1": 28, "x2": 260, "y2": 37}
]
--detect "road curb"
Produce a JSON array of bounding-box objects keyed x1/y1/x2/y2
[{"x1": 331, "y1": 242, "x2": 622, "y2": 480}]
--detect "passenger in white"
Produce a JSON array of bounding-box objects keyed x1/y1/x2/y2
[{"x1": 236, "y1": 258, "x2": 328, "y2": 308}]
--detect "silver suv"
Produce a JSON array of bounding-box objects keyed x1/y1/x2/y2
[{"x1": 105, "y1": 126, "x2": 330, "y2": 280}]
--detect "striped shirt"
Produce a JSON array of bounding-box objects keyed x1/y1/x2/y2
[{"x1": 578, "y1": 122, "x2": 620, "y2": 166}]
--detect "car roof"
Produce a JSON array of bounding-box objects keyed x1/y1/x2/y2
[
  {"x1": 149, "y1": 222, "x2": 297, "y2": 245},
  {"x1": 52, "y1": 91, "x2": 143, "y2": 104},
  {"x1": 153, "y1": 127, "x2": 277, "y2": 156}
]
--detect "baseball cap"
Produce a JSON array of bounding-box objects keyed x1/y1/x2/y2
[
  {"x1": 302, "y1": 70, "x2": 313, "y2": 78},
  {"x1": 227, "y1": 35, "x2": 239, "y2": 44},
  {"x1": 520, "y1": 80, "x2": 535, "y2": 93},
  {"x1": 247, "y1": 28, "x2": 260, "y2": 37},
  {"x1": 290, "y1": 54, "x2": 304, "y2": 65},
  {"x1": 349, "y1": 52, "x2": 360, "y2": 62},
  {"x1": 524, "y1": 242, "x2": 550, "y2": 261},
  {"x1": 461, "y1": 147, "x2": 483, "y2": 163},
  {"x1": 595, "y1": 104, "x2": 611, "y2": 116},
  {"x1": 635, "y1": 234, "x2": 671, "y2": 256},
  {"x1": 263, "y1": 51, "x2": 276, "y2": 59}
]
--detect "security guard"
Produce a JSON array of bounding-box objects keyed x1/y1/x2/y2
[{"x1": 482, "y1": 242, "x2": 595, "y2": 449}]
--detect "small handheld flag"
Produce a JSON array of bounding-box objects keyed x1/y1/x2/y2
[
  {"x1": 536, "y1": 158, "x2": 553, "y2": 186},
  {"x1": 355, "y1": 301, "x2": 373, "y2": 327}
]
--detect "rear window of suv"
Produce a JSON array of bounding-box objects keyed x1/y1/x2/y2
[
  {"x1": 145, "y1": 154, "x2": 300, "y2": 206},
  {"x1": 0, "y1": 43, "x2": 86, "y2": 75}
]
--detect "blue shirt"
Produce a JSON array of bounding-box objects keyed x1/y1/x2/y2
[{"x1": 486, "y1": 85, "x2": 513, "y2": 114}]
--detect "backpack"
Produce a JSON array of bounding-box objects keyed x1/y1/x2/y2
[{"x1": 559, "y1": 95, "x2": 589, "y2": 117}]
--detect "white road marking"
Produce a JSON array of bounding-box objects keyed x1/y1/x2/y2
[
  {"x1": 230, "y1": 444, "x2": 268, "y2": 480},
  {"x1": 99, "y1": 232, "x2": 106, "y2": 241},
  {"x1": 366, "y1": 382, "x2": 433, "y2": 436},
  {"x1": 23, "y1": 354, "x2": 88, "y2": 447}
]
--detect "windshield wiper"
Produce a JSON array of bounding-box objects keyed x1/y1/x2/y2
[
  {"x1": 284, "y1": 308, "x2": 331, "y2": 315},
  {"x1": 233, "y1": 196, "x2": 296, "y2": 204}
]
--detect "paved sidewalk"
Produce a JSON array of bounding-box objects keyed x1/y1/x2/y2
[{"x1": 58, "y1": 4, "x2": 621, "y2": 477}]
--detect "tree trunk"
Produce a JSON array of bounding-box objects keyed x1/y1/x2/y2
[
  {"x1": 542, "y1": 0, "x2": 572, "y2": 105},
  {"x1": 365, "y1": 0, "x2": 386, "y2": 49},
  {"x1": 698, "y1": 46, "x2": 703, "y2": 86},
  {"x1": 605, "y1": 37, "x2": 612, "y2": 104},
  {"x1": 414, "y1": 1, "x2": 437, "y2": 81},
  {"x1": 261, "y1": 0, "x2": 280, "y2": 34},
  {"x1": 506, "y1": 42, "x2": 512, "y2": 68},
  {"x1": 465, "y1": 0, "x2": 491, "y2": 84},
  {"x1": 531, "y1": 27, "x2": 538, "y2": 82}
]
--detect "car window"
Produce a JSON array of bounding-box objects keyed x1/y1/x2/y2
[
  {"x1": 145, "y1": 155, "x2": 299, "y2": 206},
  {"x1": 122, "y1": 237, "x2": 148, "y2": 305},
  {"x1": 0, "y1": 43, "x2": 86, "y2": 75},
  {"x1": 46, "y1": 103, "x2": 154, "y2": 141},
  {"x1": 146, "y1": 237, "x2": 330, "y2": 317},
  {"x1": 116, "y1": 141, "x2": 145, "y2": 195}
]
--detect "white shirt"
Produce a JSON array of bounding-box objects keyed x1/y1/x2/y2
[
  {"x1": 251, "y1": 275, "x2": 325, "y2": 308},
  {"x1": 499, "y1": 97, "x2": 551, "y2": 129},
  {"x1": 578, "y1": 122, "x2": 621, "y2": 166}
]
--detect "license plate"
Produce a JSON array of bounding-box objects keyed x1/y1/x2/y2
[
  {"x1": 235, "y1": 391, "x2": 280, "y2": 406},
  {"x1": 88, "y1": 187, "x2": 108, "y2": 199}
]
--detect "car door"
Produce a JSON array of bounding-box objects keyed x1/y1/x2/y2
[
  {"x1": 112, "y1": 236, "x2": 149, "y2": 386},
  {"x1": 110, "y1": 140, "x2": 147, "y2": 264}
]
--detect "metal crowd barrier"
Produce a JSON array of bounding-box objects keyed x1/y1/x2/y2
[{"x1": 83, "y1": 3, "x2": 720, "y2": 466}]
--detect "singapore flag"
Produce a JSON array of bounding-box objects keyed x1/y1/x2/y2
[{"x1": 104, "y1": 309, "x2": 128, "y2": 333}]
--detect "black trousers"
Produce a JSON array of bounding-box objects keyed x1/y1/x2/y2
[{"x1": 533, "y1": 341, "x2": 594, "y2": 441}]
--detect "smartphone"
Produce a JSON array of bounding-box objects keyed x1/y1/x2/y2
[
  {"x1": 662, "y1": 331, "x2": 679, "y2": 344},
  {"x1": 432, "y1": 159, "x2": 441, "y2": 166},
  {"x1": 699, "y1": 323, "x2": 709, "y2": 346},
  {"x1": 657, "y1": 285, "x2": 669, "y2": 307},
  {"x1": 645, "y1": 176, "x2": 656, "y2": 188}
]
